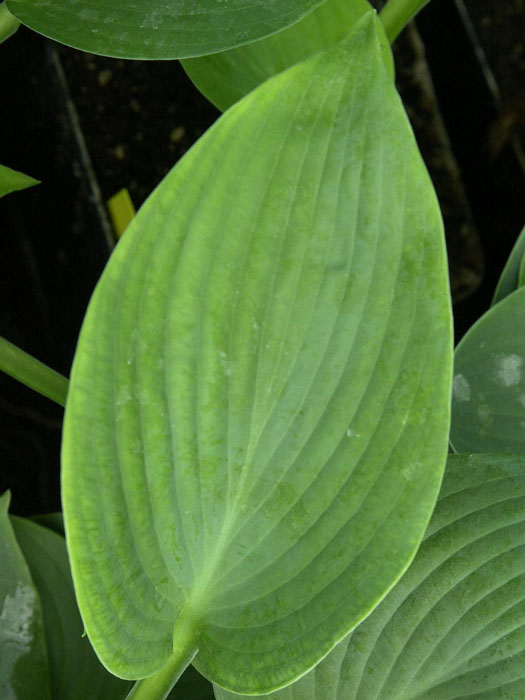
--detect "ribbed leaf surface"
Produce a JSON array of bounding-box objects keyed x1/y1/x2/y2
[
  {"x1": 6, "y1": 0, "x2": 323, "y2": 59},
  {"x1": 451, "y1": 287, "x2": 525, "y2": 453},
  {"x1": 62, "y1": 13, "x2": 452, "y2": 694},
  {"x1": 214, "y1": 454, "x2": 525, "y2": 699},
  {"x1": 181, "y1": 0, "x2": 379, "y2": 111}
]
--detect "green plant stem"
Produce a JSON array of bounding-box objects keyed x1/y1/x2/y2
[
  {"x1": 379, "y1": 0, "x2": 431, "y2": 43},
  {"x1": 125, "y1": 616, "x2": 198, "y2": 700},
  {"x1": 0, "y1": 336, "x2": 68, "y2": 406},
  {"x1": 0, "y1": 2, "x2": 20, "y2": 44}
]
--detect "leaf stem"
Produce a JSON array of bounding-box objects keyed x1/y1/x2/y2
[
  {"x1": 125, "y1": 615, "x2": 198, "y2": 700},
  {"x1": 0, "y1": 2, "x2": 20, "y2": 44},
  {"x1": 379, "y1": 0, "x2": 431, "y2": 43},
  {"x1": 0, "y1": 336, "x2": 68, "y2": 406}
]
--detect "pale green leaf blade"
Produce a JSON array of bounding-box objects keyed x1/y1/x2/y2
[
  {"x1": 214, "y1": 454, "x2": 525, "y2": 699},
  {"x1": 10, "y1": 516, "x2": 132, "y2": 700},
  {"x1": 492, "y1": 225, "x2": 525, "y2": 306},
  {"x1": 451, "y1": 286, "x2": 525, "y2": 453},
  {"x1": 0, "y1": 163, "x2": 39, "y2": 199},
  {"x1": 62, "y1": 12, "x2": 452, "y2": 694},
  {"x1": 181, "y1": 0, "x2": 384, "y2": 111},
  {"x1": 0, "y1": 493, "x2": 51, "y2": 700},
  {"x1": 6, "y1": 0, "x2": 324, "y2": 59}
]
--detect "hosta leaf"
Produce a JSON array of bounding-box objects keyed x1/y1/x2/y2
[
  {"x1": 492, "y1": 225, "x2": 525, "y2": 306},
  {"x1": 451, "y1": 286, "x2": 525, "y2": 453},
  {"x1": 0, "y1": 493, "x2": 50, "y2": 700},
  {"x1": 62, "y1": 12, "x2": 452, "y2": 695},
  {"x1": 181, "y1": 0, "x2": 392, "y2": 111},
  {"x1": 214, "y1": 453, "x2": 525, "y2": 700},
  {"x1": 5, "y1": 0, "x2": 324, "y2": 59},
  {"x1": 0, "y1": 163, "x2": 39, "y2": 199},
  {"x1": 30, "y1": 512, "x2": 65, "y2": 536},
  {"x1": 10, "y1": 516, "x2": 132, "y2": 700}
]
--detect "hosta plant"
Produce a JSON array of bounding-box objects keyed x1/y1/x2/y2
[{"x1": 1, "y1": 1, "x2": 523, "y2": 699}]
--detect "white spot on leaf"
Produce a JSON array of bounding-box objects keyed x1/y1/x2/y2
[
  {"x1": 478, "y1": 403, "x2": 492, "y2": 426},
  {"x1": 495, "y1": 354, "x2": 522, "y2": 387},
  {"x1": 453, "y1": 374, "x2": 471, "y2": 402},
  {"x1": 0, "y1": 584, "x2": 35, "y2": 647},
  {"x1": 346, "y1": 428, "x2": 360, "y2": 438}
]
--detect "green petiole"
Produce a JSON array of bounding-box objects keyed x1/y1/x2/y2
[
  {"x1": 0, "y1": 336, "x2": 68, "y2": 407},
  {"x1": 379, "y1": 0, "x2": 431, "y2": 43},
  {"x1": 125, "y1": 614, "x2": 198, "y2": 700}
]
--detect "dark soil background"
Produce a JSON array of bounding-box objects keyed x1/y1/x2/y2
[
  {"x1": 464, "y1": 0, "x2": 524, "y2": 160},
  {"x1": 1, "y1": 0, "x2": 524, "y2": 515}
]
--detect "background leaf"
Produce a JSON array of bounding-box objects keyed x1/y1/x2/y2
[
  {"x1": 214, "y1": 453, "x2": 525, "y2": 699},
  {"x1": 451, "y1": 286, "x2": 525, "y2": 453},
  {"x1": 30, "y1": 512, "x2": 65, "y2": 536},
  {"x1": 62, "y1": 13, "x2": 452, "y2": 694},
  {"x1": 181, "y1": 0, "x2": 387, "y2": 111},
  {"x1": 10, "y1": 515, "x2": 132, "y2": 700},
  {"x1": 492, "y1": 225, "x2": 525, "y2": 306},
  {"x1": 0, "y1": 163, "x2": 39, "y2": 199},
  {"x1": 0, "y1": 492, "x2": 50, "y2": 700},
  {"x1": 6, "y1": 0, "x2": 324, "y2": 59}
]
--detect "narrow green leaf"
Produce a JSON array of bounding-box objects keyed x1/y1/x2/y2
[
  {"x1": 451, "y1": 286, "x2": 525, "y2": 453},
  {"x1": 0, "y1": 493, "x2": 51, "y2": 700},
  {"x1": 62, "y1": 12, "x2": 452, "y2": 694},
  {"x1": 492, "y1": 225, "x2": 525, "y2": 306},
  {"x1": 0, "y1": 163, "x2": 39, "y2": 199},
  {"x1": 0, "y1": 336, "x2": 68, "y2": 407},
  {"x1": 181, "y1": 0, "x2": 393, "y2": 112},
  {"x1": 10, "y1": 516, "x2": 132, "y2": 700},
  {"x1": 214, "y1": 453, "x2": 525, "y2": 699},
  {"x1": 6, "y1": 0, "x2": 324, "y2": 59}
]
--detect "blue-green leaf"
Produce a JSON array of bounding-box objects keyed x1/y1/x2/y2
[
  {"x1": 6, "y1": 0, "x2": 324, "y2": 59},
  {"x1": 214, "y1": 453, "x2": 525, "y2": 699},
  {"x1": 62, "y1": 12, "x2": 452, "y2": 695},
  {"x1": 181, "y1": 0, "x2": 393, "y2": 111},
  {"x1": 451, "y1": 286, "x2": 525, "y2": 453},
  {"x1": 11, "y1": 516, "x2": 132, "y2": 700}
]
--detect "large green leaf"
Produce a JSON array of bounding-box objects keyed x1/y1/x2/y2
[
  {"x1": 451, "y1": 286, "x2": 525, "y2": 453},
  {"x1": 492, "y1": 225, "x2": 525, "y2": 306},
  {"x1": 62, "y1": 12, "x2": 452, "y2": 695},
  {"x1": 0, "y1": 163, "x2": 39, "y2": 199},
  {"x1": 0, "y1": 493, "x2": 50, "y2": 700},
  {"x1": 214, "y1": 453, "x2": 525, "y2": 700},
  {"x1": 10, "y1": 515, "x2": 132, "y2": 700},
  {"x1": 181, "y1": 0, "x2": 391, "y2": 111},
  {"x1": 6, "y1": 0, "x2": 324, "y2": 59}
]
